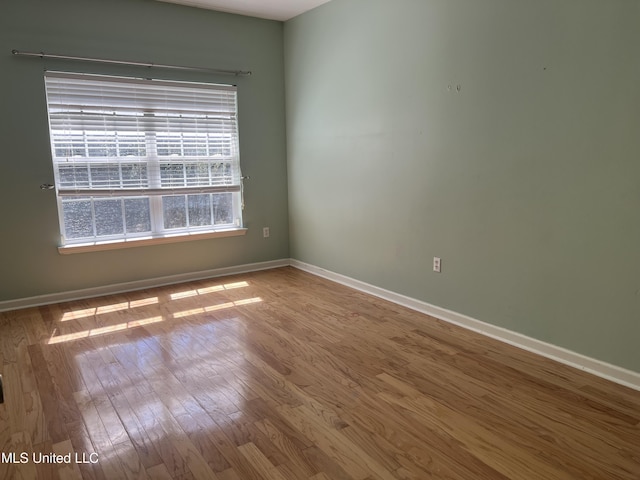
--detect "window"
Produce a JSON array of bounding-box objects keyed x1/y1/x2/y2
[{"x1": 44, "y1": 72, "x2": 244, "y2": 249}]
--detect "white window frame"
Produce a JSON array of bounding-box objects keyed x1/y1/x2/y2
[{"x1": 44, "y1": 72, "x2": 246, "y2": 253}]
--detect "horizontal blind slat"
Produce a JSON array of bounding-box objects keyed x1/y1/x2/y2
[{"x1": 57, "y1": 185, "x2": 241, "y2": 197}]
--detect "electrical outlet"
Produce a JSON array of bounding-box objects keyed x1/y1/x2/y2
[
  {"x1": 433, "y1": 257, "x2": 441, "y2": 273},
  {"x1": 263, "y1": 227, "x2": 270, "y2": 238}
]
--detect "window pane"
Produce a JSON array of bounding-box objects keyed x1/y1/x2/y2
[
  {"x1": 58, "y1": 164, "x2": 89, "y2": 189},
  {"x1": 121, "y1": 164, "x2": 148, "y2": 189},
  {"x1": 210, "y1": 134, "x2": 232, "y2": 157},
  {"x1": 124, "y1": 198, "x2": 151, "y2": 233},
  {"x1": 212, "y1": 193, "x2": 233, "y2": 225},
  {"x1": 185, "y1": 163, "x2": 210, "y2": 186},
  {"x1": 162, "y1": 196, "x2": 186, "y2": 229},
  {"x1": 118, "y1": 132, "x2": 146, "y2": 157},
  {"x1": 183, "y1": 134, "x2": 208, "y2": 157},
  {"x1": 188, "y1": 194, "x2": 212, "y2": 226},
  {"x1": 87, "y1": 133, "x2": 117, "y2": 157},
  {"x1": 211, "y1": 162, "x2": 233, "y2": 185},
  {"x1": 94, "y1": 199, "x2": 124, "y2": 236},
  {"x1": 157, "y1": 133, "x2": 182, "y2": 156},
  {"x1": 62, "y1": 200, "x2": 93, "y2": 239},
  {"x1": 90, "y1": 164, "x2": 121, "y2": 188},
  {"x1": 160, "y1": 163, "x2": 185, "y2": 187},
  {"x1": 53, "y1": 132, "x2": 86, "y2": 157}
]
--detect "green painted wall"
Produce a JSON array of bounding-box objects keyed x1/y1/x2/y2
[
  {"x1": 285, "y1": 0, "x2": 640, "y2": 372},
  {"x1": 0, "y1": 0, "x2": 288, "y2": 300}
]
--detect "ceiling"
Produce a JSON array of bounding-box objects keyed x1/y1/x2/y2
[{"x1": 156, "y1": 0, "x2": 332, "y2": 21}]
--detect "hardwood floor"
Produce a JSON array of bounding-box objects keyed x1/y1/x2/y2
[{"x1": 1, "y1": 266, "x2": 639, "y2": 480}]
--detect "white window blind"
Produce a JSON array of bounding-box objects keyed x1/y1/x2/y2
[{"x1": 44, "y1": 72, "x2": 243, "y2": 245}]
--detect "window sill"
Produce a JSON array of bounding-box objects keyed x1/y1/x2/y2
[{"x1": 58, "y1": 228, "x2": 248, "y2": 255}]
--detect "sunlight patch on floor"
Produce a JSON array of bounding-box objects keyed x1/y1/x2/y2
[{"x1": 173, "y1": 297, "x2": 263, "y2": 319}]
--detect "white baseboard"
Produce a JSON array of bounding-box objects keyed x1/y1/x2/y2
[
  {"x1": 0, "y1": 259, "x2": 290, "y2": 313},
  {"x1": 290, "y1": 259, "x2": 640, "y2": 392}
]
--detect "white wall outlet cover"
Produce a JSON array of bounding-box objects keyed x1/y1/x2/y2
[{"x1": 433, "y1": 257, "x2": 441, "y2": 272}]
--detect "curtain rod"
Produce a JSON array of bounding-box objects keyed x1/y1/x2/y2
[{"x1": 11, "y1": 49, "x2": 252, "y2": 77}]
